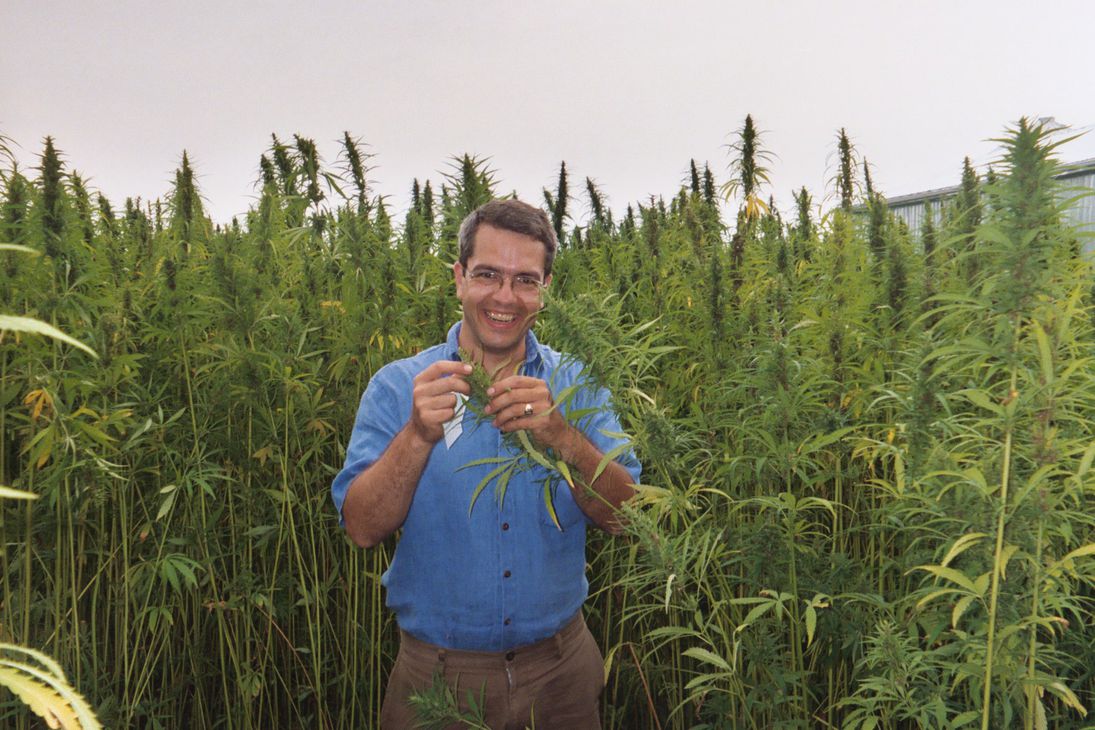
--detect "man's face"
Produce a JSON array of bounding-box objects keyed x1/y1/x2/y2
[{"x1": 454, "y1": 224, "x2": 550, "y2": 367}]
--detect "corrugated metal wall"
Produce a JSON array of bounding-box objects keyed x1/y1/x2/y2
[
  {"x1": 1062, "y1": 171, "x2": 1095, "y2": 232},
  {"x1": 890, "y1": 200, "x2": 937, "y2": 236},
  {"x1": 888, "y1": 165, "x2": 1095, "y2": 240}
]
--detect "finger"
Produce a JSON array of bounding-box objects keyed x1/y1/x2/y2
[
  {"x1": 420, "y1": 392, "x2": 464, "y2": 410},
  {"x1": 497, "y1": 409, "x2": 547, "y2": 433},
  {"x1": 488, "y1": 375, "x2": 544, "y2": 393},
  {"x1": 415, "y1": 403, "x2": 462, "y2": 434},
  {"x1": 416, "y1": 374, "x2": 472, "y2": 398},
  {"x1": 485, "y1": 384, "x2": 546, "y2": 414},
  {"x1": 417, "y1": 360, "x2": 473, "y2": 383},
  {"x1": 421, "y1": 405, "x2": 458, "y2": 424},
  {"x1": 492, "y1": 398, "x2": 546, "y2": 427},
  {"x1": 414, "y1": 400, "x2": 463, "y2": 428}
]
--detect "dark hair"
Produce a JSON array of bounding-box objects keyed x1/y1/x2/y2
[{"x1": 458, "y1": 198, "x2": 558, "y2": 276}]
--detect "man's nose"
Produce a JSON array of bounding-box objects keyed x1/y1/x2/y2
[{"x1": 493, "y1": 277, "x2": 520, "y2": 300}]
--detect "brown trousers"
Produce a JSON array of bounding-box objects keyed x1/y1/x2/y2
[{"x1": 380, "y1": 612, "x2": 604, "y2": 730}]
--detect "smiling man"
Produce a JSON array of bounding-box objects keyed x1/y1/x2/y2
[{"x1": 331, "y1": 198, "x2": 640, "y2": 729}]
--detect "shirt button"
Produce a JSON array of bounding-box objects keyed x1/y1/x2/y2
[
  {"x1": 502, "y1": 522, "x2": 510, "y2": 531},
  {"x1": 504, "y1": 618, "x2": 511, "y2": 626},
  {"x1": 503, "y1": 570, "x2": 511, "y2": 578},
  {"x1": 505, "y1": 651, "x2": 515, "y2": 661}
]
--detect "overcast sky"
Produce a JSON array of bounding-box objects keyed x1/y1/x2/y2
[{"x1": 4, "y1": 0, "x2": 1095, "y2": 225}]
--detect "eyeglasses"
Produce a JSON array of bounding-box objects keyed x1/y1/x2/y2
[{"x1": 464, "y1": 269, "x2": 545, "y2": 297}]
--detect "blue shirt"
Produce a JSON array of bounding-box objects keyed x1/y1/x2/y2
[{"x1": 331, "y1": 323, "x2": 641, "y2": 651}]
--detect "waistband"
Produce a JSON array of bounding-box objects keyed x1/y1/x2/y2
[{"x1": 399, "y1": 612, "x2": 585, "y2": 668}]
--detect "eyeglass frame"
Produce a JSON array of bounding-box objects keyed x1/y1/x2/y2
[{"x1": 462, "y1": 267, "x2": 546, "y2": 297}]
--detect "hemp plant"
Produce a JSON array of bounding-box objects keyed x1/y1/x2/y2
[
  {"x1": 457, "y1": 347, "x2": 593, "y2": 531},
  {"x1": 0, "y1": 244, "x2": 101, "y2": 730}
]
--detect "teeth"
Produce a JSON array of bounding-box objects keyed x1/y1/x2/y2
[{"x1": 486, "y1": 311, "x2": 516, "y2": 323}]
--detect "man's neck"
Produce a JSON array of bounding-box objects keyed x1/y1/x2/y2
[
  {"x1": 457, "y1": 333, "x2": 527, "y2": 379},
  {"x1": 479, "y1": 347, "x2": 525, "y2": 380}
]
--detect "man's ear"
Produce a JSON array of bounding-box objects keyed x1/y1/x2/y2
[
  {"x1": 453, "y1": 261, "x2": 465, "y2": 295},
  {"x1": 535, "y1": 273, "x2": 552, "y2": 312}
]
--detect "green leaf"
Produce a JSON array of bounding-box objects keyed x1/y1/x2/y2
[
  {"x1": 0, "y1": 244, "x2": 38, "y2": 253},
  {"x1": 515, "y1": 429, "x2": 553, "y2": 471},
  {"x1": 916, "y1": 588, "x2": 963, "y2": 610},
  {"x1": 951, "y1": 595, "x2": 977, "y2": 628},
  {"x1": 493, "y1": 461, "x2": 516, "y2": 508},
  {"x1": 1034, "y1": 696, "x2": 1048, "y2": 730},
  {"x1": 155, "y1": 489, "x2": 177, "y2": 522},
  {"x1": 468, "y1": 461, "x2": 514, "y2": 516},
  {"x1": 681, "y1": 647, "x2": 731, "y2": 671},
  {"x1": 914, "y1": 565, "x2": 978, "y2": 593},
  {"x1": 0, "y1": 315, "x2": 97, "y2": 357},
  {"x1": 542, "y1": 479, "x2": 561, "y2": 530},
  {"x1": 457, "y1": 456, "x2": 512, "y2": 470},
  {"x1": 591, "y1": 440, "x2": 631, "y2": 484},
  {"x1": 999, "y1": 543, "x2": 1020, "y2": 581},
  {"x1": 1047, "y1": 543, "x2": 1095, "y2": 575},
  {"x1": 952, "y1": 710, "x2": 980, "y2": 726},
  {"x1": 960, "y1": 389, "x2": 1003, "y2": 416},
  {"x1": 554, "y1": 459, "x2": 575, "y2": 489},
  {"x1": 1031, "y1": 320, "x2": 1055, "y2": 386},
  {"x1": 73, "y1": 420, "x2": 116, "y2": 448},
  {"x1": 1044, "y1": 680, "x2": 1086, "y2": 714},
  {"x1": 1076, "y1": 441, "x2": 1095, "y2": 481},
  {"x1": 738, "y1": 599, "x2": 776, "y2": 630},
  {"x1": 0, "y1": 644, "x2": 66, "y2": 679}
]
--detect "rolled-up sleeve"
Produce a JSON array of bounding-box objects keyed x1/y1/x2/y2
[
  {"x1": 331, "y1": 370, "x2": 404, "y2": 523},
  {"x1": 568, "y1": 372, "x2": 642, "y2": 486}
]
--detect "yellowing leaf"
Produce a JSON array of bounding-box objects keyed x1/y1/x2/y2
[
  {"x1": 24, "y1": 388, "x2": 53, "y2": 422},
  {"x1": 941, "y1": 533, "x2": 988, "y2": 568},
  {"x1": 804, "y1": 606, "x2": 817, "y2": 647},
  {"x1": 0, "y1": 643, "x2": 103, "y2": 729},
  {"x1": 0, "y1": 667, "x2": 77, "y2": 728},
  {"x1": 0, "y1": 485, "x2": 38, "y2": 501}
]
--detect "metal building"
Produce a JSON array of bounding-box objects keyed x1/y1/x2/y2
[{"x1": 886, "y1": 157, "x2": 1095, "y2": 239}]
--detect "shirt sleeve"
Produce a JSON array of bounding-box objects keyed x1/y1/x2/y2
[
  {"x1": 330, "y1": 368, "x2": 406, "y2": 524},
  {"x1": 566, "y1": 368, "x2": 643, "y2": 486}
]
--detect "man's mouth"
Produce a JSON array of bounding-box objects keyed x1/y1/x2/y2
[{"x1": 484, "y1": 310, "x2": 517, "y2": 324}]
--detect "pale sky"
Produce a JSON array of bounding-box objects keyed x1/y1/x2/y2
[{"x1": 4, "y1": 0, "x2": 1095, "y2": 225}]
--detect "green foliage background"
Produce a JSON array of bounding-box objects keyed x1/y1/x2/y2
[{"x1": 1, "y1": 120, "x2": 1093, "y2": 729}]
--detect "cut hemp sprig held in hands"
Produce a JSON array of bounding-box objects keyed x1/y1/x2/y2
[{"x1": 457, "y1": 347, "x2": 593, "y2": 530}]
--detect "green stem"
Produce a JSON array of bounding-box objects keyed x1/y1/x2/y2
[
  {"x1": 1024, "y1": 521, "x2": 1045, "y2": 730},
  {"x1": 981, "y1": 343, "x2": 1020, "y2": 730}
]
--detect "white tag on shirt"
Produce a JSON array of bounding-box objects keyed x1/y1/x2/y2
[{"x1": 443, "y1": 393, "x2": 466, "y2": 448}]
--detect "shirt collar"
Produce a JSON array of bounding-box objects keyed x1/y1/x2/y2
[{"x1": 445, "y1": 321, "x2": 545, "y2": 371}]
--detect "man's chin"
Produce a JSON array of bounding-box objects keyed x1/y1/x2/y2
[{"x1": 469, "y1": 332, "x2": 525, "y2": 360}]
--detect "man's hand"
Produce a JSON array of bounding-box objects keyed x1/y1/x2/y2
[
  {"x1": 483, "y1": 374, "x2": 570, "y2": 453},
  {"x1": 410, "y1": 361, "x2": 473, "y2": 445},
  {"x1": 484, "y1": 373, "x2": 636, "y2": 532},
  {"x1": 343, "y1": 359, "x2": 472, "y2": 548}
]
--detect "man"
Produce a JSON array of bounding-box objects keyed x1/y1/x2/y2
[{"x1": 331, "y1": 198, "x2": 640, "y2": 729}]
